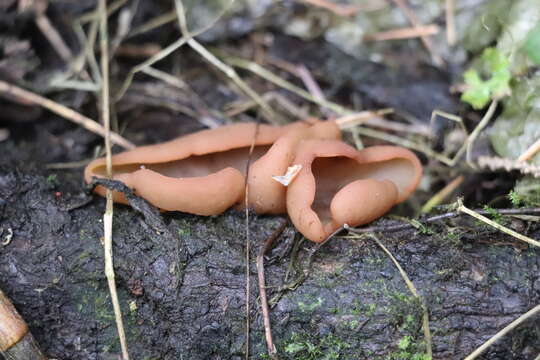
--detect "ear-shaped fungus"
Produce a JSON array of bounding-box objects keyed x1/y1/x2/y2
[
  {"x1": 248, "y1": 120, "x2": 341, "y2": 214},
  {"x1": 84, "y1": 121, "x2": 311, "y2": 215},
  {"x1": 286, "y1": 140, "x2": 423, "y2": 242}
]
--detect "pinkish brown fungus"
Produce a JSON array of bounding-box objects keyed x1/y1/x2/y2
[
  {"x1": 85, "y1": 121, "x2": 311, "y2": 215},
  {"x1": 286, "y1": 140, "x2": 422, "y2": 242}
]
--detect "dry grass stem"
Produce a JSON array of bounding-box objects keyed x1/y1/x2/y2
[
  {"x1": 349, "y1": 232, "x2": 433, "y2": 359},
  {"x1": 128, "y1": 10, "x2": 177, "y2": 38},
  {"x1": 465, "y1": 100, "x2": 498, "y2": 167},
  {"x1": 421, "y1": 175, "x2": 464, "y2": 213},
  {"x1": 445, "y1": 0, "x2": 456, "y2": 45},
  {"x1": 456, "y1": 199, "x2": 540, "y2": 248},
  {"x1": 298, "y1": 0, "x2": 384, "y2": 16},
  {"x1": 464, "y1": 303, "x2": 540, "y2": 360},
  {"x1": 256, "y1": 222, "x2": 287, "y2": 359},
  {"x1": 391, "y1": 0, "x2": 443, "y2": 66},
  {"x1": 35, "y1": 12, "x2": 74, "y2": 62},
  {"x1": 78, "y1": 0, "x2": 128, "y2": 24},
  {"x1": 477, "y1": 156, "x2": 540, "y2": 177},
  {"x1": 98, "y1": 1, "x2": 130, "y2": 358},
  {"x1": 364, "y1": 24, "x2": 439, "y2": 41},
  {"x1": 115, "y1": 0, "x2": 234, "y2": 102},
  {"x1": 518, "y1": 138, "x2": 540, "y2": 162},
  {"x1": 0, "y1": 80, "x2": 134, "y2": 149}
]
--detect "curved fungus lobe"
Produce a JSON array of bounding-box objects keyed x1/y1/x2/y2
[
  {"x1": 85, "y1": 121, "x2": 312, "y2": 215},
  {"x1": 248, "y1": 120, "x2": 341, "y2": 214},
  {"x1": 286, "y1": 140, "x2": 422, "y2": 243}
]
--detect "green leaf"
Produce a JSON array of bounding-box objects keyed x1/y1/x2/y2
[
  {"x1": 524, "y1": 23, "x2": 540, "y2": 65},
  {"x1": 461, "y1": 47, "x2": 511, "y2": 109}
]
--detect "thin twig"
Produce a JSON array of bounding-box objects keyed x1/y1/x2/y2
[
  {"x1": 256, "y1": 221, "x2": 288, "y2": 359},
  {"x1": 363, "y1": 24, "x2": 439, "y2": 42},
  {"x1": 298, "y1": 0, "x2": 386, "y2": 15},
  {"x1": 98, "y1": 1, "x2": 130, "y2": 359},
  {"x1": 445, "y1": 0, "x2": 456, "y2": 46},
  {"x1": 464, "y1": 303, "x2": 540, "y2": 360},
  {"x1": 420, "y1": 175, "x2": 464, "y2": 213},
  {"x1": 477, "y1": 156, "x2": 540, "y2": 178},
  {"x1": 35, "y1": 12, "x2": 73, "y2": 62},
  {"x1": 456, "y1": 199, "x2": 540, "y2": 248},
  {"x1": 391, "y1": 0, "x2": 443, "y2": 66},
  {"x1": 173, "y1": 0, "x2": 279, "y2": 124},
  {"x1": 127, "y1": 10, "x2": 177, "y2": 38},
  {"x1": 465, "y1": 100, "x2": 497, "y2": 167},
  {"x1": 518, "y1": 137, "x2": 540, "y2": 162},
  {"x1": 349, "y1": 232, "x2": 432, "y2": 359},
  {"x1": 0, "y1": 80, "x2": 134, "y2": 149},
  {"x1": 243, "y1": 123, "x2": 260, "y2": 360},
  {"x1": 115, "y1": 0, "x2": 235, "y2": 102},
  {"x1": 350, "y1": 207, "x2": 540, "y2": 234}
]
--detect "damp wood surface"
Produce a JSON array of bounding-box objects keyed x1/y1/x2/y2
[
  {"x1": 0, "y1": 1, "x2": 539, "y2": 358},
  {"x1": 0, "y1": 129, "x2": 539, "y2": 359}
]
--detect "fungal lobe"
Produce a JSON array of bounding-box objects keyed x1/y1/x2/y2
[
  {"x1": 85, "y1": 121, "x2": 311, "y2": 215},
  {"x1": 287, "y1": 140, "x2": 422, "y2": 242}
]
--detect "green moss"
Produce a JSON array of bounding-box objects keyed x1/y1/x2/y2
[{"x1": 282, "y1": 332, "x2": 351, "y2": 360}]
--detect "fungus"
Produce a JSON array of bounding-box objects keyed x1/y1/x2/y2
[
  {"x1": 248, "y1": 120, "x2": 341, "y2": 214},
  {"x1": 84, "y1": 121, "x2": 317, "y2": 215},
  {"x1": 286, "y1": 140, "x2": 422, "y2": 242}
]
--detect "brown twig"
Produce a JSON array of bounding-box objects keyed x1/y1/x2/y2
[
  {"x1": 363, "y1": 24, "x2": 439, "y2": 42},
  {"x1": 0, "y1": 80, "x2": 134, "y2": 149},
  {"x1": 445, "y1": 0, "x2": 456, "y2": 46},
  {"x1": 243, "y1": 123, "x2": 260, "y2": 360},
  {"x1": 256, "y1": 221, "x2": 288, "y2": 359},
  {"x1": 420, "y1": 175, "x2": 464, "y2": 213},
  {"x1": 297, "y1": 0, "x2": 376, "y2": 17},
  {"x1": 350, "y1": 207, "x2": 540, "y2": 234},
  {"x1": 518, "y1": 138, "x2": 540, "y2": 162},
  {"x1": 390, "y1": 0, "x2": 443, "y2": 66}
]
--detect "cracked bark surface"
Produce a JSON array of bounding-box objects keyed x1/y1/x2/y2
[{"x1": 0, "y1": 130, "x2": 539, "y2": 360}]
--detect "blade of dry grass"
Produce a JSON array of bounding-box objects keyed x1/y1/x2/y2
[
  {"x1": 98, "y1": 0, "x2": 130, "y2": 359},
  {"x1": 348, "y1": 231, "x2": 433, "y2": 358},
  {"x1": 364, "y1": 24, "x2": 439, "y2": 41},
  {"x1": 0, "y1": 80, "x2": 134, "y2": 149},
  {"x1": 464, "y1": 303, "x2": 540, "y2": 360},
  {"x1": 390, "y1": 0, "x2": 443, "y2": 66},
  {"x1": 456, "y1": 199, "x2": 540, "y2": 248}
]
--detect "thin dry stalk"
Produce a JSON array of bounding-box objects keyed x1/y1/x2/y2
[
  {"x1": 465, "y1": 100, "x2": 497, "y2": 167},
  {"x1": 464, "y1": 303, "x2": 540, "y2": 360},
  {"x1": 421, "y1": 175, "x2": 464, "y2": 213},
  {"x1": 0, "y1": 80, "x2": 134, "y2": 149},
  {"x1": 256, "y1": 221, "x2": 287, "y2": 359},
  {"x1": 348, "y1": 232, "x2": 433, "y2": 358},
  {"x1": 456, "y1": 199, "x2": 540, "y2": 248},
  {"x1": 296, "y1": 64, "x2": 331, "y2": 115},
  {"x1": 298, "y1": 0, "x2": 384, "y2": 15},
  {"x1": 243, "y1": 124, "x2": 260, "y2": 360},
  {"x1": 364, "y1": 24, "x2": 439, "y2": 41},
  {"x1": 477, "y1": 156, "x2": 540, "y2": 178},
  {"x1": 115, "y1": 0, "x2": 234, "y2": 102},
  {"x1": 518, "y1": 138, "x2": 540, "y2": 162},
  {"x1": 390, "y1": 0, "x2": 443, "y2": 66},
  {"x1": 173, "y1": 0, "x2": 279, "y2": 124},
  {"x1": 98, "y1": 1, "x2": 130, "y2": 359},
  {"x1": 128, "y1": 10, "x2": 177, "y2": 38},
  {"x1": 445, "y1": 0, "x2": 456, "y2": 45},
  {"x1": 35, "y1": 12, "x2": 73, "y2": 62}
]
